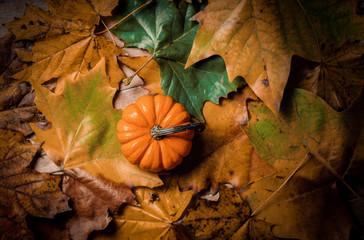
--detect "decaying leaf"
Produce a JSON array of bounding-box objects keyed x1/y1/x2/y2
[
  {"x1": 182, "y1": 185, "x2": 250, "y2": 239},
  {"x1": 0, "y1": 129, "x2": 70, "y2": 239},
  {"x1": 113, "y1": 0, "x2": 245, "y2": 119},
  {"x1": 93, "y1": 177, "x2": 194, "y2": 240},
  {"x1": 0, "y1": 81, "x2": 44, "y2": 136},
  {"x1": 30, "y1": 59, "x2": 162, "y2": 239},
  {"x1": 7, "y1": 0, "x2": 125, "y2": 89},
  {"x1": 186, "y1": 0, "x2": 364, "y2": 115},
  {"x1": 177, "y1": 87, "x2": 274, "y2": 193},
  {"x1": 288, "y1": 40, "x2": 364, "y2": 111}
]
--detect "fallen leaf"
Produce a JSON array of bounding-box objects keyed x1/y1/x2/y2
[
  {"x1": 92, "y1": 177, "x2": 194, "y2": 240},
  {"x1": 186, "y1": 0, "x2": 364, "y2": 115},
  {"x1": 241, "y1": 88, "x2": 359, "y2": 238},
  {"x1": 182, "y1": 185, "x2": 250, "y2": 239},
  {"x1": 177, "y1": 87, "x2": 274, "y2": 193},
  {"x1": 0, "y1": 129, "x2": 70, "y2": 239},
  {"x1": 7, "y1": 0, "x2": 125, "y2": 90},
  {"x1": 245, "y1": 88, "x2": 358, "y2": 178},
  {"x1": 119, "y1": 56, "x2": 163, "y2": 96},
  {"x1": 30, "y1": 59, "x2": 162, "y2": 239},
  {"x1": 288, "y1": 40, "x2": 364, "y2": 111},
  {"x1": 112, "y1": 0, "x2": 245, "y2": 119}
]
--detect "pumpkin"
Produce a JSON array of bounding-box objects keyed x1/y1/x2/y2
[{"x1": 117, "y1": 95, "x2": 199, "y2": 172}]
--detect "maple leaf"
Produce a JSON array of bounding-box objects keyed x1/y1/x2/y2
[
  {"x1": 112, "y1": 0, "x2": 245, "y2": 119},
  {"x1": 30, "y1": 59, "x2": 162, "y2": 239},
  {"x1": 241, "y1": 88, "x2": 360, "y2": 238},
  {"x1": 0, "y1": 129, "x2": 69, "y2": 240},
  {"x1": 0, "y1": 81, "x2": 45, "y2": 136},
  {"x1": 7, "y1": 0, "x2": 125, "y2": 90},
  {"x1": 288, "y1": 40, "x2": 364, "y2": 111},
  {"x1": 186, "y1": 0, "x2": 364, "y2": 115},
  {"x1": 177, "y1": 87, "x2": 274, "y2": 193},
  {"x1": 182, "y1": 185, "x2": 250, "y2": 239},
  {"x1": 92, "y1": 177, "x2": 194, "y2": 240}
]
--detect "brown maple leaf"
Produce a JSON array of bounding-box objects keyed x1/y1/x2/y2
[{"x1": 0, "y1": 129, "x2": 70, "y2": 239}]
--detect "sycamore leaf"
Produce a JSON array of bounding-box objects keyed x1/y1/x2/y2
[
  {"x1": 93, "y1": 177, "x2": 194, "y2": 240},
  {"x1": 241, "y1": 88, "x2": 359, "y2": 238},
  {"x1": 177, "y1": 87, "x2": 274, "y2": 193},
  {"x1": 0, "y1": 129, "x2": 70, "y2": 240},
  {"x1": 112, "y1": 0, "x2": 245, "y2": 119},
  {"x1": 8, "y1": 0, "x2": 125, "y2": 89},
  {"x1": 245, "y1": 88, "x2": 358, "y2": 177},
  {"x1": 288, "y1": 40, "x2": 364, "y2": 111},
  {"x1": 242, "y1": 172, "x2": 355, "y2": 239},
  {"x1": 182, "y1": 185, "x2": 250, "y2": 239},
  {"x1": 5, "y1": 5, "x2": 85, "y2": 40},
  {"x1": 186, "y1": 0, "x2": 364, "y2": 115},
  {"x1": 30, "y1": 59, "x2": 162, "y2": 239}
]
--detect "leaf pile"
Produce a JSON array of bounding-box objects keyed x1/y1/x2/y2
[{"x1": 0, "y1": 0, "x2": 363, "y2": 239}]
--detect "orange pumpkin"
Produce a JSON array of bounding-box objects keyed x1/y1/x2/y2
[{"x1": 117, "y1": 95, "x2": 196, "y2": 172}]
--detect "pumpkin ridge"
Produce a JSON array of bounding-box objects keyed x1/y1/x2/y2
[{"x1": 123, "y1": 103, "x2": 150, "y2": 127}]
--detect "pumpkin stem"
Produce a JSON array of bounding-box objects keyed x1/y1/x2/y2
[{"x1": 150, "y1": 122, "x2": 205, "y2": 140}]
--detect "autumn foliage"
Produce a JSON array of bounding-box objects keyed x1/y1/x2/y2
[{"x1": 0, "y1": 0, "x2": 363, "y2": 239}]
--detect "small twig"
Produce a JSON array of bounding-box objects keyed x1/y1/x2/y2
[
  {"x1": 251, "y1": 153, "x2": 310, "y2": 217},
  {"x1": 95, "y1": 0, "x2": 153, "y2": 35}
]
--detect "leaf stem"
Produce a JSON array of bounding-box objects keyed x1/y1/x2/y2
[
  {"x1": 100, "y1": 18, "x2": 116, "y2": 46},
  {"x1": 250, "y1": 153, "x2": 310, "y2": 217},
  {"x1": 122, "y1": 54, "x2": 155, "y2": 85},
  {"x1": 95, "y1": 0, "x2": 153, "y2": 35},
  {"x1": 150, "y1": 122, "x2": 205, "y2": 140}
]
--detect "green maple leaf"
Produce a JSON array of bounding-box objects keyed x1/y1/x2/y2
[{"x1": 112, "y1": 0, "x2": 245, "y2": 119}]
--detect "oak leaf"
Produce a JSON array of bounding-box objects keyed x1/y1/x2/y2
[
  {"x1": 177, "y1": 87, "x2": 274, "y2": 193},
  {"x1": 30, "y1": 59, "x2": 162, "y2": 239},
  {"x1": 186, "y1": 0, "x2": 364, "y2": 115},
  {"x1": 0, "y1": 129, "x2": 69, "y2": 240}
]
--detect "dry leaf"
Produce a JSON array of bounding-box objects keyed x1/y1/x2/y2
[
  {"x1": 93, "y1": 177, "x2": 194, "y2": 240},
  {"x1": 186, "y1": 0, "x2": 364, "y2": 115},
  {"x1": 120, "y1": 56, "x2": 164, "y2": 95},
  {"x1": 30, "y1": 59, "x2": 162, "y2": 239},
  {"x1": 288, "y1": 40, "x2": 364, "y2": 111},
  {"x1": 177, "y1": 87, "x2": 274, "y2": 193},
  {"x1": 182, "y1": 185, "x2": 250, "y2": 239},
  {"x1": 241, "y1": 88, "x2": 360, "y2": 238},
  {"x1": 0, "y1": 129, "x2": 70, "y2": 239},
  {"x1": 7, "y1": 0, "x2": 125, "y2": 90}
]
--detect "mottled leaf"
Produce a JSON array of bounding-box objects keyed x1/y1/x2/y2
[
  {"x1": 182, "y1": 185, "x2": 250, "y2": 239},
  {"x1": 93, "y1": 177, "x2": 193, "y2": 240},
  {"x1": 241, "y1": 88, "x2": 359, "y2": 238},
  {"x1": 0, "y1": 129, "x2": 69, "y2": 240},
  {"x1": 30, "y1": 59, "x2": 162, "y2": 239},
  {"x1": 177, "y1": 87, "x2": 274, "y2": 193}
]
